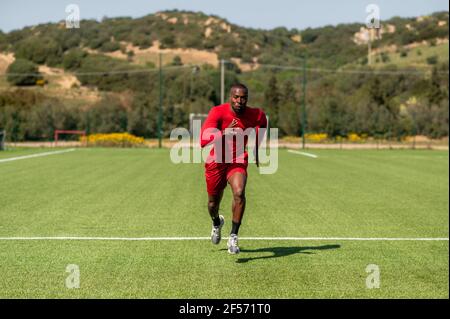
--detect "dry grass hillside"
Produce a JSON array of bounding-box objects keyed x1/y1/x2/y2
[
  {"x1": 0, "y1": 52, "x2": 101, "y2": 105},
  {"x1": 86, "y1": 40, "x2": 260, "y2": 71}
]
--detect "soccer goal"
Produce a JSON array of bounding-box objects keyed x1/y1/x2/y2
[
  {"x1": 54, "y1": 130, "x2": 86, "y2": 147},
  {"x1": 0, "y1": 130, "x2": 5, "y2": 151}
]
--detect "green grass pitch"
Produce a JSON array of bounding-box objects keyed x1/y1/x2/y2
[{"x1": 0, "y1": 147, "x2": 448, "y2": 298}]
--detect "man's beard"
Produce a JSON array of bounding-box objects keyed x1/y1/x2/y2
[{"x1": 232, "y1": 104, "x2": 246, "y2": 114}]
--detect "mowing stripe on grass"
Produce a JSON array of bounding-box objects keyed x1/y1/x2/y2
[
  {"x1": 288, "y1": 150, "x2": 318, "y2": 158},
  {"x1": 0, "y1": 148, "x2": 75, "y2": 163},
  {"x1": 0, "y1": 236, "x2": 447, "y2": 241}
]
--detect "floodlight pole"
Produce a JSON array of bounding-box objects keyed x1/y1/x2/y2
[
  {"x1": 158, "y1": 52, "x2": 163, "y2": 149},
  {"x1": 220, "y1": 59, "x2": 225, "y2": 104},
  {"x1": 301, "y1": 57, "x2": 307, "y2": 150}
]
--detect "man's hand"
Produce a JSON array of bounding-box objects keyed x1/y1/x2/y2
[
  {"x1": 223, "y1": 118, "x2": 239, "y2": 135},
  {"x1": 228, "y1": 118, "x2": 238, "y2": 129}
]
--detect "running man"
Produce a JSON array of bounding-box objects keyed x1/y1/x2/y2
[{"x1": 200, "y1": 83, "x2": 267, "y2": 254}]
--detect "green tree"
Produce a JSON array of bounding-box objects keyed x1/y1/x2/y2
[
  {"x1": 14, "y1": 36, "x2": 63, "y2": 66},
  {"x1": 427, "y1": 67, "x2": 445, "y2": 105},
  {"x1": 87, "y1": 97, "x2": 128, "y2": 133},
  {"x1": 277, "y1": 80, "x2": 300, "y2": 136},
  {"x1": 160, "y1": 33, "x2": 175, "y2": 48},
  {"x1": 264, "y1": 75, "x2": 280, "y2": 128},
  {"x1": 316, "y1": 95, "x2": 348, "y2": 138},
  {"x1": 127, "y1": 50, "x2": 135, "y2": 62},
  {"x1": 62, "y1": 49, "x2": 87, "y2": 70},
  {"x1": 2, "y1": 105, "x2": 25, "y2": 141},
  {"x1": 426, "y1": 55, "x2": 438, "y2": 65},
  {"x1": 171, "y1": 55, "x2": 183, "y2": 66},
  {"x1": 6, "y1": 59, "x2": 42, "y2": 86},
  {"x1": 127, "y1": 93, "x2": 158, "y2": 137},
  {"x1": 100, "y1": 41, "x2": 121, "y2": 52},
  {"x1": 0, "y1": 30, "x2": 8, "y2": 51}
]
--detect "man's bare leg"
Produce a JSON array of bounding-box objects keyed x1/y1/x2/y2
[
  {"x1": 209, "y1": 190, "x2": 225, "y2": 245},
  {"x1": 208, "y1": 190, "x2": 224, "y2": 224},
  {"x1": 226, "y1": 172, "x2": 246, "y2": 254},
  {"x1": 228, "y1": 172, "x2": 247, "y2": 234}
]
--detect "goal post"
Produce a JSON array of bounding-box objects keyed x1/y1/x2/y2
[{"x1": 54, "y1": 130, "x2": 86, "y2": 147}]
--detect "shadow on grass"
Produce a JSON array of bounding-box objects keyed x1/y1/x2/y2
[{"x1": 227, "y1": 244, "x2": 341, "y2": 263}]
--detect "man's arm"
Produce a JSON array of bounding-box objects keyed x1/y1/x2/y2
[
  {"x1": 200, "y1": 107, "x2": 221, "y2": 148},
  {"x1": 259, "y1": 110, "x2": 268, "y2": 129},
  {"x1": 257, "y1": 110, "x2": 268, "y2": 146},
  {"x1": 200, "y1": 108, "x2": 241, "y2": 148},
  {"x1": 255, "y1": 110, "x2": 268, "y2": 167}
]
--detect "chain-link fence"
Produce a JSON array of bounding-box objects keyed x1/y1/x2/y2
[{"x1": 0, "y1": 57, "x2": 448, "y2": 149}]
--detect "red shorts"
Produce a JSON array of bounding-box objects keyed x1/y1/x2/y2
[{"x1": 205, "y1": 162, "x2": 248, "y2": 196}]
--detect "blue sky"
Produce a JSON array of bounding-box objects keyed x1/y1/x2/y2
[{"x1": 0, "y1": 0, "x2": 448, "y2": 32}]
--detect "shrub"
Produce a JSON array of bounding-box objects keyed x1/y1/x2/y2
[
  {"x1": 160, "y1": 34, "x2": 175, "y2": 48},
  {"x1": 347, "y1": 133, "x2": 364, "y2": 142},
  {"x1": 127, "y1": 50, "x2": 135, "y2": 61},
  {"x1": 14, "y1": 36, "x2": 62, "y2": 66},
  {"x1": 76, "y1": 54, "x2": 151, "y2": 91},
  {"x1": 82, "y1": 133, "x2": 145, "y2": 147},
  {"x1": 6, "y1": 59, "x2": 42, "y2": 86},
  {"x1": 62, "y1": 49, "x2": 87, "y2": 70},
  {"x1": 171, "y1": 55, "x2": 183, "y2": 66},
  {"x1": 85, "y1": 96, "x2": 128, "y2": 132},
  {"x1": 426, "y1": 55, "x2": 438, "y2": 65},
  {"x1": 305, "y1": 133, "x2": 328, "y2": 142},
  {"x1": 100, "y1": 41, "x2": 121, "y2": 52}
]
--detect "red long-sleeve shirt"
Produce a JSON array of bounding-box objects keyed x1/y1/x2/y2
[{"x1": 200, "y1": 103, "x2": 267, "y2": 164}]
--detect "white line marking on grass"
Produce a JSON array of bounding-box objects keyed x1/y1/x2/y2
[
  {"x1": 288, "y1": 150, "x2": 318, "y2": 158},
  {"x1": 0, "y1": 236, "x2": 447, "y2": 241},
  {"x1": 0, "y1": 149, "x2": 75, "y2": 163},
  {"x1": 242, "y1": 237, "x2": 449, "y2": 241}
]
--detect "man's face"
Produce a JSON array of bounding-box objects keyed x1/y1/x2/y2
[{"x1": 230, "y1": 88, "x2": 248, "y2": 114}]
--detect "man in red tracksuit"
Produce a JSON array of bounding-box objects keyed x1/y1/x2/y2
[{"x1": 200, "y1": 83, "x2": 267, "y2": 254}]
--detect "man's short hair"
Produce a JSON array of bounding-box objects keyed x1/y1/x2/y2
[{"x1": 230, "y1": 83, "x2": 248, "y2": 94}]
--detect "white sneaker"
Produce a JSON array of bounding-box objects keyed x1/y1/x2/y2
[
  {"x1": 211, "y1": 215, "x2": 224, "y2": 245},
  {"x1": 227, "y1": 234, "x2": 240, "y2": 254}
]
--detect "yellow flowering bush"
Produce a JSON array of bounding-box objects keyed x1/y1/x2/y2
[
  {"x1": 303, "y1": 133, "x2": 368, "y2": 143},
  {"x1": 305, "y1": 133, "x2": 328, "y2": 142},
  {"x1": 81, "y1": 133, "x2": 145, "y2": 147},
  {"x1": 347, "y1": 133, "x2": 362, "y2": 142}
]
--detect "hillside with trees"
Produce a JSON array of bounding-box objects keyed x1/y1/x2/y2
[{"x1": 0, "y1": 10, "x2": 448, "y2": 141}]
